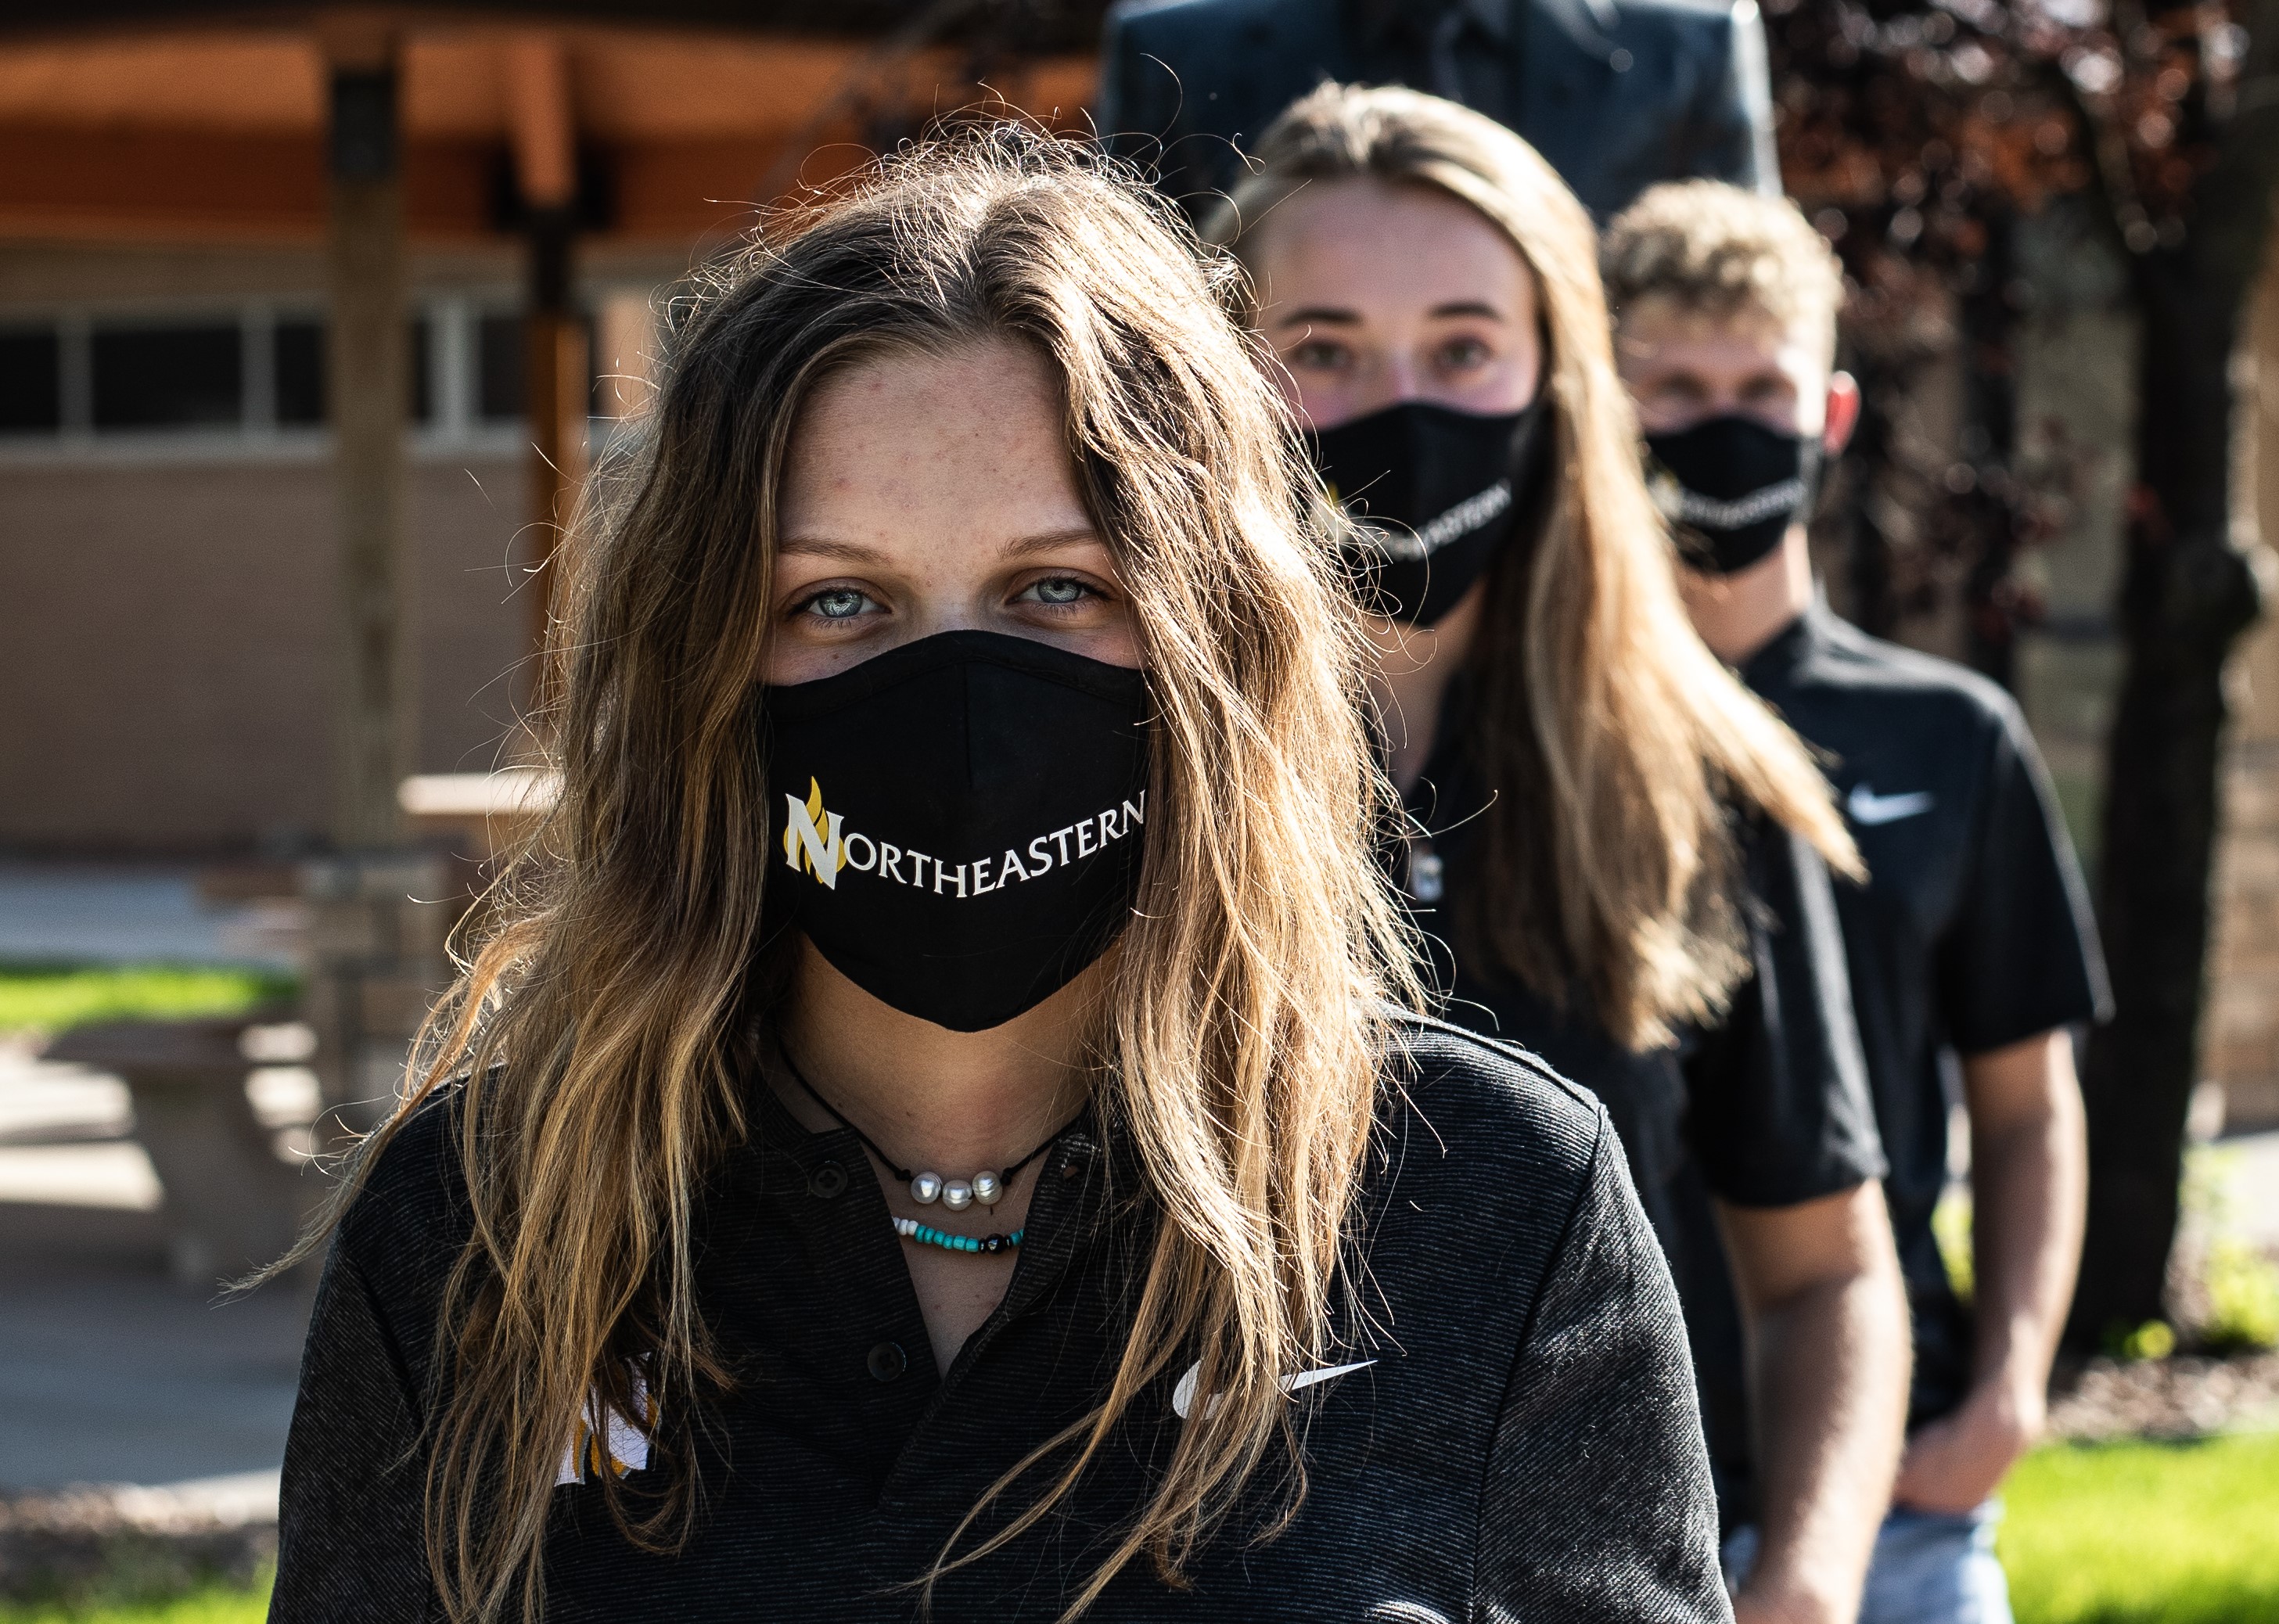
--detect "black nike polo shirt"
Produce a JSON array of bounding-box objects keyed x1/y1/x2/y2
[
  {"x1": 1395, "y1": 677, "x2": 1885, "y2": 1525},
  {"x1": 1742, "y1": 601, "x2": 2109, "y2": 1430},
  {"x1": 269, "y1": 1016, "x2": 1733, "y2": 1622}
]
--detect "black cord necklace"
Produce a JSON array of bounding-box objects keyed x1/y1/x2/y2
[{"x1": 776, "y1": 1040, "x2": 1069, "y2": 1250}]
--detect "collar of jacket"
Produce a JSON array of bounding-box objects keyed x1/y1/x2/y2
[
  {"x1": 1737, "y1": 590, "x2": 1837, "y2": 695},
  {"x1": 734, "y1": 1051, "x2": 1129, "y2": 1317},
  {"x1": 1348, "y1": 0, "x2": 1513, "y2": 49}
]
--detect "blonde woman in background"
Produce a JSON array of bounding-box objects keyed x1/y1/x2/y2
[
  {"x1": 1207, "y1": 84, "x2": 1911, "y2": 1624},
  {"x1": 267, "y1": 126, "x2": 1732, "y2": 1623}
]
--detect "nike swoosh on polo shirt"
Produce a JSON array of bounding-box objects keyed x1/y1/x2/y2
[
  {"x1": 1847, "y1": 783, "x2": 1936, "y2": 826},
  {"x1": 1170, "y1": 1359, "x2": 1378, "y2": 1420}
]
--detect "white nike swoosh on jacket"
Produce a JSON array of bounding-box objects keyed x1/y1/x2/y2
[
  {"x1": 1170, "y1": 1359, "x2": 1378, "y2": 1420},
  {"x1": 1847, "y1": 783, "x2": 1936, "y2": 826}
]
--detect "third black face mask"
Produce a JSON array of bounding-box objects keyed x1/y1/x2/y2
[
  {"x1": 760, "y1": 631, "x2": 1151, "y2": 1033},
  {"x1": 1310, "y1": 396, "x2": 1549, "y2": 627},
  {"x1": 1643, "y1": 414, "x2": 1822, "y2": 577}
]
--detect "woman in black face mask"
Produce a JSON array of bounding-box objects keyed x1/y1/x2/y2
[
  {"x1": 1209, "y1": 85, "x2": 1911, "y2": 1624},
  {"x1": 268, "y1": 125, "x2": 1731, "y2": 1623}
]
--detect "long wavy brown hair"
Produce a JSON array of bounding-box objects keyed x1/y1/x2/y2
[
  {"x1": 289, "y1": 124, "x2": 1416, "y2": 1622},
  {"x1": 1206, "y1": 83, "x2": 1857, "y2": 1051}
]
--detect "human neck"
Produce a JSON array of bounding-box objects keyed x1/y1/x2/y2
[
  {"x1": 774, "y1": 940, "x2": 1095, "y2": 1177},
  {"x1": 1364, "y1": 580, "x2": 1486, "y2": 795},
  {"x1": 1677, "y1": 526, "x2": 1813, "y2": 666}
]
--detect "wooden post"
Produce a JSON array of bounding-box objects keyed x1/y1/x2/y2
[
  {"x1": 525, "y1": 218, "x2": 587, "y2": 670},
  {"x1": 505, "y1": 34, "x2": 584, "y2": 670},
  {"x1": 312, "y1": 36, "x2": 453, "y2": 1131},
  {"x1": 325, "y1": 43, "x2": 413, "y2": 847}
]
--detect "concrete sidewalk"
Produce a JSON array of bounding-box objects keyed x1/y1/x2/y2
[
  {"x1": 0, "y1": 862, "x2": 298, "y2": 968},
  {"x1": 0, "y1": 1199, "x2": 311, "y2": 1495},
  {"x1": 0, "y1": 1040, "x2": 311, "y2": 1496}
]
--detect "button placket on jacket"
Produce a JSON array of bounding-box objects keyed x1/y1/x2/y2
[
  {"x1": 741, "y1": 1099, "x2": 942, "y2": 1485},
  {"x1": 875, "y1": 1131, "x2": 1123, "y2": 1512}
]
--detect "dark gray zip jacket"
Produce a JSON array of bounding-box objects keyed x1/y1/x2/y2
[{"x1": 271, "y1": 1015, "x2": 1731, "y2": 1622}]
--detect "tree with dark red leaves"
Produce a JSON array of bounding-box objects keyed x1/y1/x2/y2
[{"x1": 1763, "y1": 0, "x2": 2279, "y2": 1346}]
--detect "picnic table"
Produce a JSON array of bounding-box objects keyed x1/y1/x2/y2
[{"x1": 41, "y1": 1015, "x2": 315, "y2": 1285}]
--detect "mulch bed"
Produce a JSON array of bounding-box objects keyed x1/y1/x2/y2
[{"x1": 2048, "y1": 1351, "x2": 2279, "y2": 1443}]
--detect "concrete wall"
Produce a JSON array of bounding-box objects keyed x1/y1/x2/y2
[
  {"x1": 0, "y1": 453, "x2": 530, "y2": 852},
  {"x1": 0, "y1": 237, "x2": 681, "y2": 855}
]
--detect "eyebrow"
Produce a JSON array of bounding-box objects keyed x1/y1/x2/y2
[
  {"x1": 1001, "y1": 526, "x2": 1105, "y2": 559},
  {"x1": 1274, "y1": 305, "x2": 1361, "y2": 331},
  {"x1": 1272, "y1": 300, "x2": 1508, "y2": 331},
  {"x1": 775, "y1": 527, "x2": 1104, "y2": 564}
]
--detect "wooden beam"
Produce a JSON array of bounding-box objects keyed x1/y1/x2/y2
[
  {"x1": 0, "y1": 125, "x2": 493, "y2": 242},
  {"x1": 503, "y1": 31, "x2": 575, "y2": 207}
]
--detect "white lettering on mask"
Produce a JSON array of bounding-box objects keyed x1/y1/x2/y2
[{"x1": 784, "y1": 789, "x2": 1147, "y2": 901}]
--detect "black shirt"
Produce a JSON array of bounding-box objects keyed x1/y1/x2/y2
[
  {"x1": 1397, "y1": 681, "x2": 1885, "y2": 1522},
  {"x1": 270, "y1": 1016, "x2": 1733, "y2": 1622},
  {"x1": 1741, "y1": 602, "x2": 2109, "y2": 1430}
]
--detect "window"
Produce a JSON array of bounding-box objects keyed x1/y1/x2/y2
[
  {"x1": 410, "y1": 314, "x2": 433, "y2": 423},
  {"x1": 0, "y1": 328, "x2": 59, "y2": 432},
  {"x1": 479, "y1": 311, "x2": 608, "y2": 424},
  {"x1": 91, "y1": 322, "x2": 242, "y2": 429},
  {"x1": 0, "y1": 296, "x2": 609, "y2": 450},
  {"x1": 272, "y1": 317, "x2": 433, "y2": 426},
  {"x1": 275, "y1": 319, "x2": 325, "y2": 426},
  {"x1": 476, "y1": 312, "x2": 523, "y2": 422}
]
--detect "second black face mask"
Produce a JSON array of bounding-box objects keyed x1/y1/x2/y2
[
  {"x1": 760, "y1": 631, "x2": 1152, "y2": 1033},
  {"x1": 1309, "y1": 397, "x2": 1549, "y2": 627},
  {"x1": 1644, "y1": 415, "x2": 1822, "y2": 577}
]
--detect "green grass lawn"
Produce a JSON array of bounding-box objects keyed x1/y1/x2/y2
[
  {"x1": 2004, "y1": 1431, "x2": 2279, "y2": 1624},
  {"x1": 0, "y1": 1575, "x2": 270, "y2": 1624},
  {"x1": 0, "y1": 963, "x2": 297, "y2": 1038}
]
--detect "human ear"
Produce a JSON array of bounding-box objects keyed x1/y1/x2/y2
[{"x1": 1824, "y1": 372, "x2": 1861, "y2": 456}]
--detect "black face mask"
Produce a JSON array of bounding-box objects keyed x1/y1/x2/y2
[
  {"x1": 1643, "y1": 415, "x2": 1822, "y2": 577},
  {"x1": 1309, "y1": 397, "x2": 1550, "y2": 627},
  {"x1": 760, "y1": 631, "x2": 1151, "y2": 1033}
]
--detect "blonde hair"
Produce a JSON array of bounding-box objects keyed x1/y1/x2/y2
[
  {"x1": 297, "y1": 124, "x2": 1416, "y2": 1622},
  {"x1": 1601, "y1": 179, "x2": 1847, "y2": 354},
  {"x1": 1207, "y1": 84, "x2": 1857, "y2": 1050}
]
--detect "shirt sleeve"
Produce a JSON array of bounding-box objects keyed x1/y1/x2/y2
[
  {"x1": 1683, "y1": 819, "x2": 1887, "y2": 1208},
  {"x1": 1476, "y1": 1117, "x2": 1733, "y2": 1622},
  {"x1": 1937, "y1": 702, "x2": 2112, "y2": 1054},
  {"x1": 270, "y1": 1234, "x2": 439, "y2": 1623}
]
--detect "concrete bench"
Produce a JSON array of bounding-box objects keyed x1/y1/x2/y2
[{"x1": 41, "y1": 1016, "x2": 315, "y2": 1286}]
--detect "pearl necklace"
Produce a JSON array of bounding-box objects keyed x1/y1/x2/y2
[{"x1": 778, "y1": 1042, "x2": 1068, "y2": 1225}]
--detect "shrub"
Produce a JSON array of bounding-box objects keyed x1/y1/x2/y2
[{"x1": 2199, "y1": 1238, "x2": 2279, "y2": 1354}]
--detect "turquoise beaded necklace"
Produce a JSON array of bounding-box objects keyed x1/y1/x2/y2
[
  {"x1": 781, "y1": 1040, "x2": 1064, "y2": 1258},
  {"x1": 892, "y1": 1216, "x2": 1026, "y2": 1255}
]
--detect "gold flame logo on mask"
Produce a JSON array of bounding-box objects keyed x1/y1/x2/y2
[{"x1": 782, "y1": 777, "x2": 847, "y2": 887}]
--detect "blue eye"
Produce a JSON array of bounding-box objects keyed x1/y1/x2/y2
[
  {"x1": 803, "y1": 587, "x2": 872, "y2": 620},
  {"x1": 1021, "y1": 577, "x2": 1091, "y2": 606}
]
